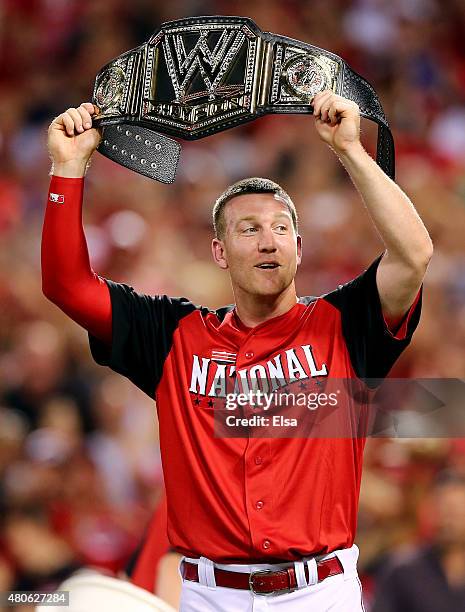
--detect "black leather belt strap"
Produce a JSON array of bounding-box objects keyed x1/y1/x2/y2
[{"x1": 92, "y1": 15, "x2": 394, "y2": 183}]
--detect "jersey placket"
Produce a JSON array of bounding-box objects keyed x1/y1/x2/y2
[
  {"x1": 244, "y1": 435, "x2": 275, "y2": 556},
  {"x1": 234, "y1": 324, "x2": 278, "y2": 558}
]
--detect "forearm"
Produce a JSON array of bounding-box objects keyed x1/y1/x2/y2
[
  {"x1": 312, "y1": 90, "x2": 431, "y2": 321},
  {"x1": 337, "y1": 143, "x2": 433, "y2": 267},
  {"x1": 41, "y1": 175, "x2": 112, "y2": 342}
]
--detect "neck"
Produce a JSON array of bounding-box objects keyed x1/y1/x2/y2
[{"x1": 233, "y1": 283, "x2": 298, "y2": 328}]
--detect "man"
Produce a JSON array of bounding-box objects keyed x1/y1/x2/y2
[{"x1": 42, "y1": 92, "x2": 433, "y2": 611}]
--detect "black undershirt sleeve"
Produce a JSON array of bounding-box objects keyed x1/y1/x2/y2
[
  {"x1": 322, "y1": 254, "x2": 422, "y2": 384},
  {"x1": 88, "y1": 280, "x2": 197, "y2": 397}
]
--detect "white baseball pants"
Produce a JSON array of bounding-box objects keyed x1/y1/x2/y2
[{"x1": 178, "y1": 544, "x2": 365, "y2": 611}]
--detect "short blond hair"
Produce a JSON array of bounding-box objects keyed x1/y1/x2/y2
[{"x1": 212, "y1": 177, "x2": 298, "y2": 239}]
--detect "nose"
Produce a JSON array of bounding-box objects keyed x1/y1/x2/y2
[{"x1": 258, "y1": 227, "x2": 277, "y2": 253}]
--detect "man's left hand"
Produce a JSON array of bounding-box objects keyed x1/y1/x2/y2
[{"x1": 312, "y1": 91, "x2": 361, "y2": 154}]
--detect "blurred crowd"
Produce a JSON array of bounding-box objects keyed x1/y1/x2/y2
[{"x1": 1, "y1": 0, "x2": 465, "y2": 609}]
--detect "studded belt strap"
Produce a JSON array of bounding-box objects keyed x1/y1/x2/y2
[
  {"x1": 92, "y1": 15, "x2": 394, "y2": 183},
  {"x1": 180, "y1": 556, "x2": 343, "y2": 595}
]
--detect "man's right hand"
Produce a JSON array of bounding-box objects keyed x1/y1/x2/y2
[{"x1": 48, "y1": 103, "x2": 101, "y2": 177}]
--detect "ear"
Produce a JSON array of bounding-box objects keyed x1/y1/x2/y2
[
  {"x1": 296, "y1": 234, "x2": 302, "y2": 266},
  {"x1": 211, "y1": 238, "x2": 229, "y2": 270}
]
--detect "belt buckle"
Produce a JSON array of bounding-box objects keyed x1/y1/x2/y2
[{"x1": 249, "y1": 569, "x2": 290, "y2": 596}]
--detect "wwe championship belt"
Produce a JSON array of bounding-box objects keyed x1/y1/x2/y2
[{"x1": 92, "y1": 16, "x2": 395, "y2": 183}]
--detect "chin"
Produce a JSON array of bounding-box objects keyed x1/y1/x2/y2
[
  {"x1": 251, "y1": 281, "x2": 289, "y2": 298},
  {"x1": 233, "y1": 271, "x2": 294, "y2": 300}
]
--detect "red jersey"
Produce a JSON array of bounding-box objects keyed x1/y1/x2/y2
[{"x1": 88, "y1": 259, "x2": 421, "y2": 563}]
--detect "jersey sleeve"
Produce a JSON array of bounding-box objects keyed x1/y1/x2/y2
[
  {"x1": 323, "y1": 254, "x2": 422, "y2": 383},
  {"x1": 88, "y1": 280, "x2": 197, "y2": 398},
  {"x1": 42, "y1": 176, "x2": 112, "y2": 343}
]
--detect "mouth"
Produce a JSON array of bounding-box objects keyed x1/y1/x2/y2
[{"x1": 254, "y1": 262, "x2": 280, "y2": 270}]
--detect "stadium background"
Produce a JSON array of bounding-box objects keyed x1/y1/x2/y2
[{"x1": 1, "y1": 0, "x2": 465, "y2": 609}]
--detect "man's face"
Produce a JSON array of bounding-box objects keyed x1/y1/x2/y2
[{"x1": 211, "y1": 193, "x2": 302, "y2": 299}]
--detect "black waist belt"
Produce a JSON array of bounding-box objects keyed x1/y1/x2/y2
[{"x1": 92, "y1": 16, "x2": 394, "y2": 183}]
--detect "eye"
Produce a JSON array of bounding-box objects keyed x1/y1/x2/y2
[
  {"x1": 242, "y1": 226, "x2": 258, "y2": 234},
  {"x1": 274, "y1": 224, "x2": 288, "y2": 233}
]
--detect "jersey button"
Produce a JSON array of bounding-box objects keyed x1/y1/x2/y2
[
  {"x1": 256, "y1": 501, "x2": 264, "y2": 510},
  {"x1": 245, "y1": 351, "x2": 254, "y2": 359},
  {"x1": 262, "y1": 539, "x2": 271, "y2": 550},
  {"x1": 254, "y1": 456, "x2": 263, "y2": 465}
]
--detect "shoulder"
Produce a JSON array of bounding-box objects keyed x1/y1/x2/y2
[
  {"x1": 105, "y1": 280, "x2": 237, "y2": 325},
  {"x1": 319, "y1": 255, "x2": 385, "y2": 311}
]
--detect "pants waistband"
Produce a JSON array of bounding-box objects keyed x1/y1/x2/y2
[{"x1": 180, "y1": 544, "x2": 359, "y2": 590}]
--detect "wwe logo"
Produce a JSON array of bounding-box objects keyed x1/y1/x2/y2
[{"x1": 162, "y1": 29, "x2": 246, "y2": 102}]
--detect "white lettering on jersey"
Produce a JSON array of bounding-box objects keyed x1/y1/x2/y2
[
  {"x1": 302, "y1": 344, "x2": 328, "y2": 376},
  {"x1": 208, "y1": 363, "x2": 227, "y2": 397},
  {"x1": 189, "y1": 355, "x2": 210, "y2": 394},
  {"x1": 249, "y1": 364, "x2": 269, "y2": 393},
  {"x1": 189, "y1": 345, "x2": 328, "y2": 400},
  {"x1": 285, "y1": 348, "x2": 308, "y2": 383},
  {"x1": 266, "y1": 354, "x2": 287, "y2": 392}
]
